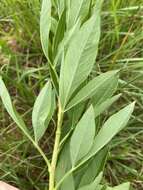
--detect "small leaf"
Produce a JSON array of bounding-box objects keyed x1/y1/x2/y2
[
  {"x1": 78, "y1": 172, "x2": 103, "y2": 190},
  {"x1": 48, "y1": 61, "x2": 59, "y2": 94},
  {"x1": 60, "y1": 7, "x2": 102, "y2": 109},
  {"x1": 106, "y1": 183, "x2": 130, "y2": 190},
  {"x1": 40, "y1": 0, "x2": 59, "y2": 93},
  {"x1": 53, "y1": 9, "x2": 66, "y2": 57},
  {"x1": 32, "y1": 82, "x2": 55, "y2": 142},
  {"x1": 68, "y1": 102, "x2": 85, "y2": 127},
  {"x1": 55, "y1": 0, "x2": 66, "y2": 16},
  {"x1": 67, "y1": 0, "x2": 91, "y2": 29},
  {"x1": 81, "y1": 102, "x2": 135, "y2": 166},
  {"x1": 0, "y1": 77, "x2": 29, "y2": 134},
  {"x1": 92, "y1": 75, "x2": 118, "y2": 107},
  {"x1": 51, "y1": 17, "x2": 58, "y2": 35},
  {"x1": 66, "y1": 71, "x2": 118, "y2": 110},
  {"x1": 70, "y1": 106, "x2": 95, "y2": 166},
  {"x1": 79, "y1": 147, "x2": 108, "y2": 188},
  {"x1": 40, "y1": 0, "x2": 51, "y2": 60},
  {"x1": 56, "y1": 140, "x2": 75, "y2": 190},
  {"x1": 54, "y1": 19, "x2": 81, "y2": 67},
  {"x1": 94, "y1": 94, "x2": 121, "y2": 118}
]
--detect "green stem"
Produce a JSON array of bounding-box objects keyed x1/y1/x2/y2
[
  {"x1": 22, "y1": 129, "x2": 51, "y2": 170},
  {"x1": 49, "y1": 100, "x2": 64, "y2": 190}
]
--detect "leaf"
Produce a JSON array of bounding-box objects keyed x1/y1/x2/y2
[
  {"x1": 40, "y1": 0, "x2": 51, "y2": 60},
  {"x1": 66, "y1": 71, "x2": 118, "y2": 111},
  {"x1": 59, "y1": 174, "x2": 75, "y2": 190},
  {"x1": 78, "y1": 172, "x2": 103, "y2": 190},
  {"x1": 79, "y1": 147, "x2": 108, "y2": 188},
  {"x1": 40, "y1": 0, "x2": 59, "y2": 93},
  {"x1": 106, "y1": 183, "x2": 130, "y2": 190},
  {"x1": 67, "y1": 0, "x2": 91, "y2": 29},
  {"x1": 32, "y1": 81, "x2": 55, "y2": 142},
  {"x1": 53, "y1": 9, "x2": 66, "y2": 57},
  {"x1": 68, "y1": 102, "x2": 85, "y2": 128},
  {"x1": 92, "y1": 75, "x2": 118, "y2": 107},
  {"x1": 59, "y1": 7, "x2": 102, "y2": 109},
  {"x1": 54, "y1": 0, "x2": 66, "y2": 16},
  {"x1": 54, "y1": 19, "x2": 81, "y2": 67},
  {"x1": 51, "y1": 17, "x2": 58, "y2": 35},
  {"x1": 0, "y1": 77, "x2": 28, "y2": 134},
  {"x1": 48, "y1": 61, "x2": 59, "y2": 94},
  {"x1": 70, "y1": 106, "x2": 95, "y2": 166},
  {"x1": 81, "y1": 102, "x2": 135, "y2": 166},
  {"x1": 94, "y1": 94, "x2": 121, "y2": 118},
  {"x1": 56, "y1": 140, "x2": 75, "y2": 190}
]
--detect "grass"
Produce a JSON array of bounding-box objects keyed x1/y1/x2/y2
[{"x1": 0, "y1": 0, "x2": 143, "y2": 189}]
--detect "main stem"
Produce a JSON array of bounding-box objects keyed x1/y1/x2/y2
[{"x1": 49, "y1": 100, "x2": 63, "y2": 190}]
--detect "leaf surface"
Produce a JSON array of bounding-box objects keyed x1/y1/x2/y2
[
  {"x1": 0, "y1": 77, "x2": 29, "y2": 134},
  {"x1": 79, "y1": 147, "x2": 108, "y2": 187},
  {"x1": 79, "y1": 102, "x2": 135, "y2": 167},
  {"x1": 94, "y1": 94, "x2": 121, "y2": 118},
  {"x1": 60, "y1": 7, "x2": 102, "y2": 108},
  {"x1": 70, "y1": 106, "x2": 95, "y2": 166},
  {"x1": 66, "y1": 71, "x2": 118, "y2": 110},
  {"x1": 32, "y1": 82, "x2": 55, "y2": 142},
  {"x1": 67, "y1": 0, "x2": 91, "y2": 29},
  {"x1": 40, "y1": 0, "x2": 51, "y2": 59},
  {"x1": 106, "y1": 183, "x2": 130, "y2": 190},
  {"x1": 56, "y1": 140, "x2": 75, "y2": 190},
  {"x1": 78, "y1": 172, "x2": 103, "y2": 190}
]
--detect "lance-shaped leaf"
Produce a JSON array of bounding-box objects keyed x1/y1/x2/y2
[
  {"x1": 54, "y1": 19, "x2": 81, "y2": 67},
  {"x1": 32, "y1": 82, "x2": 55, "y2": 142},
  {"x1": 106, "y1": 183, "x2": 130, "y2": 190},
  {"x1": 92, "y1": 74, "x2": 118, "y2": 107},
  {"x1": 40, "y1": 0, "x2": 51, "y2": 60},
  {"x1": 78, "y1": 172, "x2": 103, "y2": 190},
  {"x1": 70, "y1": 106, "x2": 95, "y2": 166},
  {"x1": 59, "y1": 6, "x2": 102, "y2": 109},
  {"x1": 66, "y1": 70, "x2": 118, "y2": 111},
  {"x1": 79, "y1": 147, "x2": 108, "y2": 188},
  {"x1": 80, "y1": 102, "x2": 135, "y2": 166},
  {"x1": 94, "y1": 94, "x2": 121, "y2": 118},
  {"x1": 67, "y1": 0, "x2": 91, "y2": 29},
  {"x1": 0, "y1": 77, "x2": 29, "y2": 134},
  {"x1": 40, "y1": 0, "x2": 59, "y2": 93},
  {"x1": 53, "y1": 9, "x2": 66, "y2": 57},
  {"x1": 56, "y1": 140, "x2": 75, "y2": 190}
]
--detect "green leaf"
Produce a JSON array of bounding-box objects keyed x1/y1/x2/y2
[
  {"x1": 54, "y1": 0, "x2": 66, "y2": 16},
  {"x1": 0, "y1": 77, "x2": 29, "y2": 134},
  {"x1": 94, "y1": 94, "x2": 121, "y2": 118},
  {"x1": 54, "y1": 19, "x2": 81, "y2": 67},
  {"x1": 60, "y1": 7, "x2": 102, "y2": 109},
  {"x1": 0, "y1": 77, "x2": 51, "y2": 168},
  {"x1": 106, "y1": 183, "x2": 130, "y2": 190},
  {"x1": 68, "y1": 102, "x2": 85, "y2": 127},
  {"x1": 56, "y1": 140, "x2": 75, "y2": 190},
  {"x1": 66, "y1": 71, "x2": 118, "y2": 110},
  {"x1": 51, "y1": 17, "x2": 58, "y2": 35},
  {"x1": 59, "y1": 174, "x2": 75, "y2": 190},
  {"x1": 32, "y1": 81, "x2": 55, "y2": 142},
  {"x1": 48, "y1": 61, "x2": 59, "y2": 94},
  {"x1": 40, "y1": 0, "x2": 51, "y2": 60},
  {"x1": 92, "y1": 75, "x2": 118, "y2": 107},
  {"x1": 78, "y1": 172, "x2": 103, "y2": 190},
  {"x1": 79, "y1": 147, "x2": 108, "y2": 188},
  {"x1": 70, "y1": 106, "x2": 95, "y2": 166},
  {"x1": 67, "y1": 0, "x2": 91, "y2": 29},
  {"x1": 81, "y1": 102, "x2": 135, "y2": 166},
  {"x1": 40, "y1": 0, "x2": 59, "y2": 93},
  {"x1": 53, "y1": 9, "x2": 66, "y2": 57}
]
